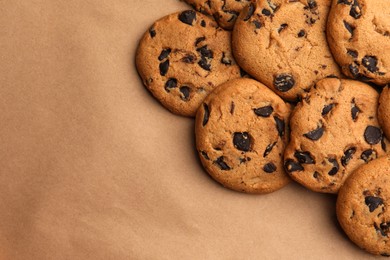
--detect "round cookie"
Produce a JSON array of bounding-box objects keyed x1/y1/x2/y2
[
  {"x1": 284, "y1": 78, "x2": 389, "y2": 194},
  {"x1": 327, "y1": 0, "x2": 390, "y2": 86},
  {"x1": 232, "y1": 0, "x2": 341, "y2": 101},
  {"x1": 379, "y1": 86, "x2": 390, "y2": 140},
  {"x1": 195, "y1": 78, "x2": 291, "y2": 194},
  {"x1": 136, "y1": 10, "x2": 242, "y2": 117},
  {"x1": 184, "y1": 0, "x2": 251, "y2": 30},
  {"x1": 337, "y1": 155, "x2": 390, "y2": 256}
]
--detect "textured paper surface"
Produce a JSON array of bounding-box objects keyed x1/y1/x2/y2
[{"x1": 0, "y1": 1, "x2": 379, "y2": 259}]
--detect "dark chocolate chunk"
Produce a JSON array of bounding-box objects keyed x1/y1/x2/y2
[
  {"x1": 278, "y1": 23, "x2": 288, "y2": 33},
  {"x1": 322, "y1": 103, "x2": 335, "y2": 116},
  {"x1": 328, "y1": 158, "x2": 339, "y2": 176},
  {"x1": 159, "y1": 60, "x2": 169, "y2": 76},
  {"x1": 196, "y1": 45, "x2": 213, "y2": 59},
  {"x1": 349, "y1": 64, "x2": 360, "y2": 78},
  {"x1": 365, "y1": 196, "x2": 383, "y2": 212},
  {"x1": 244, "y1": 3, "x2": 255, "y2": 21},
  {"x1": 350, "y1": 0, "x2": 362, "y2": 19},
  {"x1": 362, "y1": 56, "x2": 379, "y2": 73},
  {"x1": 337, "y1": 0, "x2": 352, "y2": 4},
  {"x1": 149, "y1": 27, "x2": 156, "y2": 38},
  {"x1": 158, "y1": 48, "x2": 171, "y2": 61},
  {"x1": 304, "y1": 125, "x2": 324, "y2": 140},
  {"x1": 313, "y1": 171, "x2": 319, "y2": 179},
  {"x1": 202, "y1": 103, "x2": 209, "y2": 126},
  {"x1": 263, "y1": 142, "x2": 277, "y2": 157},
  {"x1": 274, "y1": 116, "x2": 285, "y2": 137},
  {"x1": 361, "y1": 149, "x2": 377, "y2": 162},
  {"x1": 351, "y1": 99, "x2": 360, "y2": 121},
  {"x1": 198, "y1": 58, "x2": 211, "y2": 71},
  {"x1": 262, "y1": 8, "x2": 272, "y2": 16},
  {"x1": 298, "y1": 30, "x2": 306, "y2": 37},
  {"x1": 285, "y1": 159, "x2": 304, "y2": 173},
  {"x1": 233, "y1": 132, "x2": 252, "y2": 152},
  {"x1": 379, "y1": 223, "x2": 389, "y2": 236},
  {"x1": 200, "y1": 20, "x2": 206, "y2": 27},
  {"x1": 179, "y1": 10, "x2": 196, "y2": 26},
  {"x1": 181, "y1": 54, "x2": 196, "y2": 63},
  {"x1": 195, "y1": 37, "x2": 206, "y2": 46},
  {"x1": 253, "y1": 20, "x2": 262, "y2": 29},
  {"x1": 308, "y1": 0, "x2": 317, "y2": 9},
  {"x1": 364, "y1": 126, "x2": 382, "y2": 145},
  {"x1": 230, "y1": 101, "x2": 235, "y2": 114},
  {"x1": 347, "y1": 49, "x2": 358, "y2": 59},
  {"x1": 254, "y1": 106, "x2": 274, "y2": 117},
  {"x1": 214, "y1": 156, "x2": 231, "y2": 171},
  {"x1": 201, "y1": 151, "x2": 210, "y2": 160},
  {"x1": 274, "y1": 74, "x2": 295, "y2": 92},
  {"x1": 294, "y1": 151, "x2": 315, "y2": 164},
  {"x1": 221, "y1": 52, "x2": 232, "y2": 65},
  {"x1": 263, "y1": 162, "x2": 277, "y2": 173},
  {"x1": 164, "y1": 78, "x2": 177, "y2": 92},
  {"x1": 343, "y1": 20, "x2": 355, "y2": 34},
  {"x1": 341, "y1": 147, "x2": 356, "y2": 166},
  {"x1": 180, "y1": 86, "x2": 190, "y2": 101}
]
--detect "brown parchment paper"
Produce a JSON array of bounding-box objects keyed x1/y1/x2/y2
[{"x1": 0, "y1": 1, "x2": 379, "y2": 259}]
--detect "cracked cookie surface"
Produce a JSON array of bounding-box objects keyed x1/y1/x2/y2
[
  {"x1": 337, "y1": 155, "x2": 390, "y2": 256},
  {"x1": 195, "y1": 78, "x2": 291, "y2": 193},
  {"x1": 284, "y1": 78, "x2": 389, "y2": 193},
  {"x1": 232, "y1": 0, "x2": 341, "y2": 101},
  {"x1": 136, "y1": 10, "x2": 242, "y2": 117},
  {"x1": 327, "y1": 0, "x2": 390, "y2": 85}
]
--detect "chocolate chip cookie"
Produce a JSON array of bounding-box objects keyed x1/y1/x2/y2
[
  {"x1": 184, "y1": 0, "x2": 251, "y2": 30},
  {"x1": 232, "y1": 0, "x2": 341, "y2": 101},
  {"x1": 195, "y1": 78, "x2": 291, "y2": 193},
  {"x1": 327, "y1": 0, "x2": 390, "y2": 85},
  {"x1": 337, "y1": 155, "x2": 390, "y2": 256},
  {"x1": 136, "y1": 10, "x2": 242, "y2": 117},
  {"x1": 284, "y1": 78, "x2": 388, "y2": 193},
  {"x1": 379, "y1": 86, "x2": 390, "y2": 140}
]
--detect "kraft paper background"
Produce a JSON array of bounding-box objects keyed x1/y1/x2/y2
[{"x1": 0, "y1": 0, "x2": 379, "y2": 259}]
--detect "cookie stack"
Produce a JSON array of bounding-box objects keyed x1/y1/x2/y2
[{"x1": 136, "y1": 0, "x2": 390, "y2": 256}]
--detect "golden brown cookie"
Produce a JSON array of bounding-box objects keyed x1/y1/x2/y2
[
  {"x1": 327, "y1": 0, "x2": 390, "y2": 85},
  {"x1": 232, "y1": 0, "x2": 341, "y2": 101},
  {"x1": 379, "y1": 86, "x2": 390, "y2": 140},
  {"x1": 284, "y1": 78, "x2": 388, "y2": 193},
  {"x1": 136, "y1": 10, "x2": 242, "y2": 117},
  {"x1": 195, "y1": 78, "x2": 291, "y2": 194},
  {"x1": 337, "y1": 155, "x2": 390, "y2": 257}
]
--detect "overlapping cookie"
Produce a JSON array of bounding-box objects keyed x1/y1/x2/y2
[
  {"x1": 195, "y1": 78, "x2": 291, "y2": 194},
  {"x1": 379, "y1": 86, "x2": 390, "y2": 140},
  {"x1": 136, "y1": 10, "x2": 242, "y2": 117}
]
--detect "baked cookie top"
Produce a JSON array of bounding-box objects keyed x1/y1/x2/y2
[
  {"x1": 337, "y1": 155, "x2": 390, "y2": 256},
  {"x1": 184, "y1": 0, "x2": 251, "y2": 30},
  {"x1": 284, "y1": 78, "x2": 388, "y2": 193},
  {"x1": 327, "y1": 0, "x2": 390, "y2": 86},
  {"x1": 195, "y1": 78, "x2": 291, "y2": 194},
  {"x1": 232, "y1": 0, "x2": 341, "y2": 101},
  {"x1": 379, "y1": 86, "x2": 390, "y2": 140},
  {"x1": 136, "y1": 10, "x2": 242, "y2": 117}
]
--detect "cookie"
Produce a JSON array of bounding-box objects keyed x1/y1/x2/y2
[
  {"x1": 284, "y1": 78, "x2": 388, "y2": 194},
  {"x1": 232, "y1": 0, "x2": 341, "y2": 101},
  {"x1": 336, "y1": 155, "x2": 390, "y2": 256},
  {"x1": 327, "y1": 0, "x2": 390, "y2": 86},
  {"x1": 184, "y1": 0, "x2": 251, "y2": 30},
  {"x1": 379, "y1": 87, "x2": 390, "y2": 140},
  {"x1": 195, "y1": 78, "x2": 291, "y2": 194},
  {"x1": 136, "y1": 10, "x2": 242, "y2": 117}
]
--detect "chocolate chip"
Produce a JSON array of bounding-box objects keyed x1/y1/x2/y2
[
  {"x1": 350, "y1": 0, "x2": 362, "y2": 19},
  {"x1": 180, "y1": 86, "x2": 190, "y2": 101},
  {"x1": 304, "y1": 125, "x2": 324, "y2": 140},
  {"x1": 278, "y1": 23, "x2": 288, "y2": 33},
  {"x1": 230, "y1": 101, "x2": 235, "y2": 114},
  {"x1": 351, "y1": 99, "x2": 360, "y2": 121},
  {"x1": 221, "y1": 52, "x2": 232, "y2": 65},
  {"x1": 198, "y1": 58, "x2": 211, "y2": 71},
  {"x1": 201, "y1": 151, "x2": 210, "y2": 160},
  {"x1": 349, "y1": 64, "x2": 359, "y2": 78},
  {"x1": 328, "y1": 158, "x2": 339, "y2": 176},
  {"x1": 285, "y1": 159, "x2": 304, "y2": 173},
  {"x1": 182, "y1": 54, "x2": 196, "y2": 63},
  {"x1": 179, "y1": 10, "x2": 196, "y2": 26},
  {"x1": 361, "y1": 149, "x2": 377, "y2": 162},
  {"x1": 253, "y1": 20, "x2": 262, "y2": 29},
  {"x1": 362, "y1": 56, "x2": 379, "y2": 73},
  {"x1": 322, "y1": 103, "x2": 336, "y2": 116},
  {"x1": 263, "y1": 163, "x2": 277, "y2": 173},
  {"x1": 308, "y1": 0, "x2": 317, "y2": 9},
  {"x1": 202, "y1": 103, "x2": 209, "y2": 126},
  {"x1": 364, "y1": 126, "x2": 382, "y2": 145},
  {"x1": 378, "y1": 222, "x2": 390, "y2": 237},
  {"x1": 262, "y1": 8, "x2": 271, "y2": 16},
  {"x1": 365, "y1": 196, "x2": 383, "y2": 212},
  {"x1": 244, "y1": 3, "x2": 255, "y2": 21},
  {"x1": 159, "y1": 60, "x2": 169, "y2": 76},
  {"x1": 158, "y1": 48, "x2": 171, "y2": 61},
  {"x1": 298, "y1": 30, "x2": 306, "y2": 37},
  {"x1": 195, "y1": 37, "x2": 206, "y2": 46},
  {"x1": 347, "y1": 49, "x2": 358, "y2": 59},
  {"x1": 337, "y1": 0, "x2": 352, "y2": 4},
  {"x1": 164, "y1": 78, "x2": 177, "y2": 92},
  {"x1": 149, "y1": 27, "x2": 156, "y2": 38},
  {"x1": 294, "y1": 151, "x2": 315, "y2": 164},
  {"x1": 214, "y1": 156, "x2": 231, "y2": 170},
  {"x1": 274, "y1": 116, "x2": 285, "y2": 137},
  {"x1": 341, "y1": 147, "x2": 356, "y2": 166},
  {"x1": 263, "y1": 142, "x2": 277, "y2": 157},
  {"x1": 313, "y1": 171, "x2": 319, "y2": 179},
  {"x1": 274, "y1": 74, "x2": 295, "y2": 92},
  {"x1": 254, "y1": 106, "x2": 274, "y2": 117},
  {"x1": 201, "y1": 20, "x2": 206, "y2": 27},
  {"x1": 196, "y1": 45, "x2": 213, "y2": 58},
  {"x1": 343, "y1": 20, "x2": 355, "y2": 35},
  {"x1": 233, "y1": 132, "x2": 252, "y2": 152}
]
